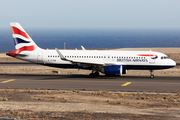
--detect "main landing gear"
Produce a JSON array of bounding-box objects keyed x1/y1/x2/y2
[
  {"x1": 89, "y1": 71, "x2": 99, "y2": 78},
  {"x1": 150, "y1": 70, "x2": 154, "y2": 79}
]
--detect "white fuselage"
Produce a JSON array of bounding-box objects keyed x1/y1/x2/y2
[{"x1": 17, "y1": 48, "x2": 176, "y2": 70}]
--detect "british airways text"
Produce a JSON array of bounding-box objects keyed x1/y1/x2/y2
[{"x1": 117, "y1": 58, "x2": 148, "y2": 62}]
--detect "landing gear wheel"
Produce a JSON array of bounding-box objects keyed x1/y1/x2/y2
[
  {"x1": 150, "y1": 70, "x2": 154, "y2": 79},
  {"x1": 94, "y1": 71, "x2": 99, "y2": 76},
  {"x1": 89, "y1": 73, "x2": 95, "y2": 78},
  {"x1": 150, "y1": 75, "x2": 154, "y2": 79}
]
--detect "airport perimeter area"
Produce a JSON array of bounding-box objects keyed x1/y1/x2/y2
[{"x1": 0, "y1": 48, "x2": 179, "y2": 120}]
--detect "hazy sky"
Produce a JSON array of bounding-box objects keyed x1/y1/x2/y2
[{"x1": 0, "y1": 0, "x2": 180, "y2": 29}]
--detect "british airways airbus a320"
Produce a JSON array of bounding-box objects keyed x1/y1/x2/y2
[{"x1": 6, "y1": 23, "x2": 176, "y2": 78}]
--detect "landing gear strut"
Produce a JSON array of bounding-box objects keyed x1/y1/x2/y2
[
  {"x1": 150, "y1": 70, "x2": 154, "y2": 79},
  {"x1": 94, "y1": 71, "x2": 99, "y2": 76}
]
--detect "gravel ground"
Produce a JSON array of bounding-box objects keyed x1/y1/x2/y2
[{"x1": 0, "y1": 89, "x2": 180, "y2": 120}]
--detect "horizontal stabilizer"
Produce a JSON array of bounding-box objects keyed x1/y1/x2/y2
[{"x1": 6, "y1": 52, "x2": 27, "y2": 57}]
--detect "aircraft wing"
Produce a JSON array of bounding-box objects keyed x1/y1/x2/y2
[{"x1": 55, "y1": 48, "x2": 116, "y2": 66}]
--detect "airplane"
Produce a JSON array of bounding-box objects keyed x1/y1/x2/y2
[{"x1": 6, "y1": 22, "x2": 176, "y2": 78}]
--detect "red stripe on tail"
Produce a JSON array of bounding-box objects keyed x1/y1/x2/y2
[
  {"x1": 11, "y1": 26, "x2": 29, "y2": 39},
  {"x1": 17, "y1": 45, "x2": 35, "y2": 53}
]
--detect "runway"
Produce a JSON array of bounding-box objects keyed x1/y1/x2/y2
[{"x1": 0, "y1": 74, "x2": 179, "y2": 92}]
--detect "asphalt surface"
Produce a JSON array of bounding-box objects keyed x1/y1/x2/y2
[{"x1": 0, "y1": 74, "x2": 179, "y2": 92}]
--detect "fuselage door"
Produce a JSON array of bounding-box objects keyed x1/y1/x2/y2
[{"x1": 37, "y1": 51, "x2": 43, "y2": 62}]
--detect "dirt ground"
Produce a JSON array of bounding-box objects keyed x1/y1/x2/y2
[{"x1": 0, "y1": 89, "x2": 180, "y2": 120}]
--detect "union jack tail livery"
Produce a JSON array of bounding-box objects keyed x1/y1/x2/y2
[{"x1": 10, "y1": 22, "x2": 39, "y2": 54}]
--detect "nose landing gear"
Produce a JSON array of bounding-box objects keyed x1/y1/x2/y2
[{"x1": 150, "y1": 70, "x2": 154, "y2": 79}]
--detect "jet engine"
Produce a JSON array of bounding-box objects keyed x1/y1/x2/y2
[{"x1": 101, "y1": 65, "x2": 122, "y2": 76}]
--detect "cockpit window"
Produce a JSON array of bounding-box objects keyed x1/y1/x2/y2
[{"x1": 161, "y1": 56, "x2": 169, "y2": 59}]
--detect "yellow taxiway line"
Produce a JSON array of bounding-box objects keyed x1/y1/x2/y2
[
  {"x1": 1, "y1": 79, "x2": 16, "y2": 83},
  {"x1": 121, "y1": 82, "x2": 132, "y2": 86}
]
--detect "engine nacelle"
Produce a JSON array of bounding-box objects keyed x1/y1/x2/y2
[{"x1": 101, "y1": 65, "x2": 122, "y2": 76}]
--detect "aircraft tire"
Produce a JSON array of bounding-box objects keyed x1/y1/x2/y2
[
  {"x1": 150, "y1": 75, "x2": 154, "y2": 79},
  {"x1": 94, "y1": 72, "x2": 99, "y2": 76},
  {"x1": 89, "y1": 73, "x2": 95, "y2": 78}
]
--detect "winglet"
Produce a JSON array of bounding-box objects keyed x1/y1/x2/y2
[
  {"x1": 81, "y1": 46, "x2": 86, "y2": 50},
  {"x1": 55, "y1": 48, "x2": 67, "y2": 60}
]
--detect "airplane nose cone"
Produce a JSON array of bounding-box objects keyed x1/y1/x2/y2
[{"x1": 170, "y1": 60, "x2": 176, "y2": 67}]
